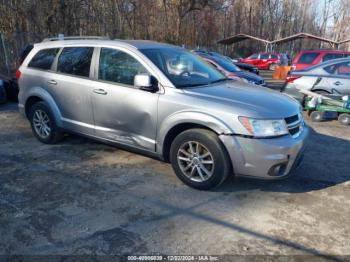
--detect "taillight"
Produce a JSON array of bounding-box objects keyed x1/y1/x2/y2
[
  {"x1": 286, "y1": 75, "x2": 301, "y2": 83},
  {"x1": 15, "y1": 69, "x2": 21, "y2": 80}
]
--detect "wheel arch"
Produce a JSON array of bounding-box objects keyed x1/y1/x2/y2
[
  {"x1": 24, "y1": 87, "x2": 63, "y2": 127},
  {"x1": 158, "y1": 112, "x2": 233, "y2": 162},
  {"x1": 310, "y1": 88, "x2": 331, "y2": 94}
]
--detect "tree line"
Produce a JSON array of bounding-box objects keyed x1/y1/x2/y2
[{"x1": 0, "y1": 0, "x2": 349, "y2": 60}]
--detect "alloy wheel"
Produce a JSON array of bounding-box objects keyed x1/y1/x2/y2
[
  {"x1": 33, "y1": 109, "x2": 51, "y2": 139},
  {"x1": 177, "y1": 141, "x2": 215, "y2": 182}
]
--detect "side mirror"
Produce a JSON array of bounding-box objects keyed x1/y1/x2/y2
[{"x1": 134, "y1": 74, "x2": 158, "y2": 92}]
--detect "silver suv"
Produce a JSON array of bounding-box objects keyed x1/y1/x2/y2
[{"x1": 18, "y1": 38, "x2": 308, "y2": 190}]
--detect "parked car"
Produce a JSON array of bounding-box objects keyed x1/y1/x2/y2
[
  {"x1": 192, "y1": 50, "x2": 260, "y2": 75},
  {"x1": 234, "y1": 62, "x2": 260, "y2": 75},
  {"x1": 18, "y1": 38, "x2": 308, "y2": 190},
  {"x1": 292, "y1": 49, "x2": 350, "y2": 71},
  {"x1": 282, "y1": 57, "x2": 350, "y2": 102},
  {"x1": 240, "y1": 53, "x2": 280, "y2": 70},
  {"x1": 199, "y1": 55, "x2": 266, "y2": 86},
  {"x1": 0, "y1": 80, "x2": 7, "y2": 104}
]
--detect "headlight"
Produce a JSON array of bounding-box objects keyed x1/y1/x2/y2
[{"x1": 239, "y1": 116, "x2": 288, "y2": 137}]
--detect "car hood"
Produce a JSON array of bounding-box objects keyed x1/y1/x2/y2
[
  {"x1": 235, "y1": 62, "x2": 256, "y2": 69},
  {"x1": 182, "y1": 80, "x2": 300, "y2": 119},
  {"x1": 234, "y1": 71, "x2": 263, "y2": 83}
]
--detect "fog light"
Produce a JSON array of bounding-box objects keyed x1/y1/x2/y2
[{"x1": 268, "y1": 163, "x2": 287, "y2": 176}]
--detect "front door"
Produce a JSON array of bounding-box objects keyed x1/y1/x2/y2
[{"x1": 91, "y1": 47, "x2": 159, "y2": 151}]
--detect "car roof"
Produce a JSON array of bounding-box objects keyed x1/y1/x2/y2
[
  {"x1": 300, "y1": 57, "x2": 350, "y2": 71},
  {"x1": 34, "y1": 39, "x2": 181, "y2": 50},
  {"x1": 298, "y1": 49, "x2": 350, "y2": 54},
  {"x1": 258, "y1": 52, "x2": 279, "y2": 55}
]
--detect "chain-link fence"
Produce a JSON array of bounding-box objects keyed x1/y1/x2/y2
[{"x1": 0, "y1": 32, "x2": 46, "y2": 78}]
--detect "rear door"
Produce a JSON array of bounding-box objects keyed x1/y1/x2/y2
[
  {"x1": 48, "y1": 46, "x2": 95, "y2": 135},
  {"x1": 258, "y1": 53, "x2": 270, "y2": 68},
  {"x1": 91, "y1": 47, "x2": 159, "y2": 151},
  {"x1": 243, "y1": 53, "x2": 259, "y2": 65}
]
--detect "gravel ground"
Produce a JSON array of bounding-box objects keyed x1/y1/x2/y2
[{"x1": 0, "y1": 103, "x2": 349, "y2": 260}]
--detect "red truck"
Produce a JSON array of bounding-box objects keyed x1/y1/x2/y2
[
  {"x1": 292, "y1": 50, "x2": 350, "y2": 71},
  {"x1": 240, "y1": 52, "x2": 280, "y2": 70}
]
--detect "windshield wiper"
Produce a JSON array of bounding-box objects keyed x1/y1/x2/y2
[
  {"x1": 177, "y1": 83, "x2": 208, "y2": 88},
  {"x1": 209, "y1": 78, "x2": 230, "y2": 84},
  {"x1": 177, "y1": 78, "x2": 229, "y2": 88}
]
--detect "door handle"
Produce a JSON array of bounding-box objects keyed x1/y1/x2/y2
[
  {"x1": 93, "y1": 89, "x2": 107, "y2": 95},
  {"x1": 47, "y1": 80, "x2": 57, "y2": 85},
  {"x1": 334, "y1": 81, "x2": 343, "y2": 86}
]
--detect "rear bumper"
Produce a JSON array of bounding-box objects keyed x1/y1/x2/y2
[{"x1": 219, "y1": 126, "x2": 309, "y2": 179}]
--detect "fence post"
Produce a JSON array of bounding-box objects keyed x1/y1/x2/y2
[{"x1": 0, "y1": 33, "x2": 10, "y2": 77}]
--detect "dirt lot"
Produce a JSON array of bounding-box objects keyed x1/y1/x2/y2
[{"x1": 0, "y1": 102, "x2": 350, "y2": 259}]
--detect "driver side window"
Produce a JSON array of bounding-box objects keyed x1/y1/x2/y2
[
  {"x1": 98, "y1": 48, "x2": 148, "y2": 86},
  {"x1": 324, "y1": 62, "x2": 350, "y2": 75}
]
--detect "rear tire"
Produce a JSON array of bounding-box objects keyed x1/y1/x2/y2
[
  {"x1": 269, "y1": 63, "x2": 276, "y2": 71},
  {"x1": 310, "y1": 111, "x2": 324, "y2": 122},
  {"x1": 170, "y1": 128, "x2": 231, "y2": 190},
  {"x1": 29, "y1": 101, "x2": 63, "y2": 144},
  {"x1": 338, "y1": 113, "x2": 350, "y2": 125}
]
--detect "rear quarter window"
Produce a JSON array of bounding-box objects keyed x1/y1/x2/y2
[
  {"x1": 297, "y1": 52, "x2": 320, "y2": 64},
  {"x1": 19, "y1": 44, "x2": 34, "y2": 64},
  {"x1": 57, "y1": 47, "x2": 94, "y2": 77},
  {"x1": 28, "y1": 48, "x2": 59, "y2": 70}
]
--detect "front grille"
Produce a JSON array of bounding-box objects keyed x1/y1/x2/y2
[
  {"x1": 289, "y1": 126, "x2": 300, "y2": 136},
  {"x1": 285, "y1": 114, "x2": 303, "y2": 138},
  {"x1": 285, "y1": 114, "x2": 299, "y2": 124}
]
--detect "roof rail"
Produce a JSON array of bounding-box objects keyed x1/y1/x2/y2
[{"x1": 42, "y1": 36, "x2": 109, "y2": 42}]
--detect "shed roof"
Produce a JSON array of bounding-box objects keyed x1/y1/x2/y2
[
  {"x1": 271, "y1": 33, "x2": 336, "y2": 45},
  {"x1": 217, "y1": 34, "x2": 271, "y2": 45}
]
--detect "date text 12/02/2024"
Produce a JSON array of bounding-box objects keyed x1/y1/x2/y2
[{"x1": 127, "y1": 255, "x2": 219, "y2": 261}]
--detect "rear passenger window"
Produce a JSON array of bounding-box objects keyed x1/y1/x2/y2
[
  {"x1": 271, "y1": 54, "x2": 278, "y2": 59},
  {"x1": 28, "y1": 48, "x2": 59, "y2": 70},
  {"x1": 322, "y1": 53, "x2": 344, "y2": 62},
  {"x1": 297, "y1": 53, "x2": 319, "y2": 64},
  {"x1": 98, "y1": 48, "x2": 148, "y2": 86},
  {"x1": 57, "y1": 47, "x2": 93, "y2": 77}
]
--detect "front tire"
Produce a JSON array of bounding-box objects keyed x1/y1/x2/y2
[
  {"x1": 170, "y1": 129, "x2": 231, "y2": 190},
  {"x1": 29, "y1": 101, "x2": 63, "y2": 144}
]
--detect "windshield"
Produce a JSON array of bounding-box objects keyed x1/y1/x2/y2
[
  {"x1": 213, "y1": 57, "x2": 241, "y2": 72},
  {"x1": 140, "y1": 48, "x2": 226, "y2": 88}
]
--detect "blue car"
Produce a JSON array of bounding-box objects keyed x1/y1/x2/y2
[
  {"x1": 0, "y1": 80, "x2": 7, "y2": 104},
  {"x1": 196, "y1": 52, "x2": 266, "y2": 86}
]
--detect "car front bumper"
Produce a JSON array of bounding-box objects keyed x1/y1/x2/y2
[{"x1": 219, "y1": 126, "x2": 309, "y2": 179}]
